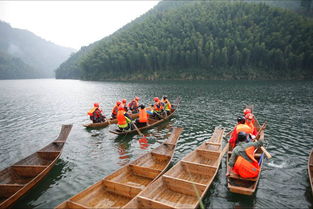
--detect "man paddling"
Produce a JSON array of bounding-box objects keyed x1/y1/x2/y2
[
  {"x1": 229, "y1": 116, "x2": 253, "y2": 149},
  {"x1": 135, "y1": 104, "x2": 148, "y2": 128},
  {"x1": 87, "y1": 103, "x2": 106, "y2": 123},
  {"x1": 111, "y1": 101, "x2": 121, "y2": 119},
  {"x1": 227, "y1": 132, "x2": 264, "y2": 178},
  {"x1": 117, "y1": 105, "x2": 132, "y2": 131}
]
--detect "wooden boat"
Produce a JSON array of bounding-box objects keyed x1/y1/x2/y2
[
  {"x1": 124, "y1": 127, "x2": 227, "y2": 209},
  {"x1": 0, "y1": 124, "x2": 73, "y2": 209},
  {"x1": 308, "y1": 148, "x2": 313, "y2": 196},
  {"x1": 55, "y1": 127, "x2": 183, "y2": 209},
  {"x1": 83, "y1": 113, "x2": 139, "y2": 128},
  {"x1": 109, "y1": 97, "x2": 181, "y2": 136},
  {"x1": 226, "y1": 129, "x2": 265, "y2": 195},
  {"x1": 226, "y1": 109, "x2": 266, "y2": 196}
]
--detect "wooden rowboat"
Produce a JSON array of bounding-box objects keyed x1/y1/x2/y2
[
  {"x1": 109, "y1": 97, "x2": 181, "y2": 136},
  {"x1": 0, "y1": 124, "x2": 73, "y2": 209},
  {"x1": 124, "y1": 127, "x2": 226, "y2": 209},
  {"x1": 226, "y1": 129, "x2": 265, "y2": 195},
  {"x1": 83, "y1": 113, "x2": 139, "y2": 128},
  {"x1": 55, "y1": 127, "x2": 183, "y2": 209},
  {"x1": 308, "y1": 148, "x2": 313, "y2": 196}
]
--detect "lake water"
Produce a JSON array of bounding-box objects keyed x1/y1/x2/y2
[{"x1": 0, "y1": 79, "x2": 312, "y2": 208}]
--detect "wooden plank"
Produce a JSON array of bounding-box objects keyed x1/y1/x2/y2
[
  {"x1": 196, "y1": 149, "x2": 220, "y2": 159},
  {"x1": 102, "y1": 180, "x2": 142, "y2": 199},
  {"x1": 11, "y1": 165, "x2": 47, "y2": 178},
  {"x1": 66, "y1": 200, "x2": 88, "y2": 209},
  {"x1": 180, "y1": 161, "x2": 216, "y2": 178},
  {"x1": 129, "y1": 164, "x2": 161, "y2": 179},
  {"x1": 162, "y1": 175, "x2": 206, "y2": 196},
  {"x1": 37, "y1": 151, "x2": 60, "y2": 160},
  {"x1": 151, "y1": 152, "x2": 171, "y2": 161},
  {"x1": 137, "y1": 196, "x2": 174, "y2": 209},
  {"x1": 0, "y1": 184, "x2": 24, "y2": 198},
  {"x1": 228, "y1": 184, "x2": 254, "y2": 196}
]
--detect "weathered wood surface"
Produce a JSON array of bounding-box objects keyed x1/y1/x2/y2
[
  {"x1": 0, "y1": 124, "x2": 73, "y2": 209},
  {"x1": 55, "y1": 127, "x2": 183, "y2": 209},
  {"x1": 123, "y1": 126, "x2": 225, "y2": 209},
  {"x1": 109, "y1": 97, "x2": 181, "y2": 136}
]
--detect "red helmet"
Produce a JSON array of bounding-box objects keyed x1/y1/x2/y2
[
  {"x1": 94, "y1": 103, "x2": 99, "y2": 107},
  {"x1": 245, "y1": 113, "x2": 254, "y2": 120},
  {"x1": 135, "y1": 96, "x2": 139, "y2": 101},
  {"x1": 243, "y1": 108, "x2": 252, "y2": 115},
  {"x1": 122, "y1": 99, "x2": 127, "y2": 104},
  {"x1": 116, "y1": 101, "x2": 121, "y2": 106},
  {"x1": 118, "y1": 105, "x2": 124, "y2": 111},
  {"x1": 154, "y1": 97, "x2": 159, "y2": 102}
]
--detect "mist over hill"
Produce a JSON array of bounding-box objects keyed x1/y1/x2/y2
[{"x1": 0, "y1": 21, "x2": 75, "y2": 79}]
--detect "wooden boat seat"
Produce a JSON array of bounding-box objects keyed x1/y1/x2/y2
[
  {"x1": 129, "y1": 164, "x2": 161, "y2": 179},
  {"x1": 102, "y1": 179, "x2": 142, "y2": 199},
  {"x1": 53, "y1": 141, "x2": 65, "y2": 144},
  {"x1": 162, "y1": 175, "x2": 206, "y2": 196},
  {"x1": 65, "y1": 200, "x2": 88, "y2": 209},
  {"x1": 151, "y1": 152, "x2": 171, "y2": 161},
  {"x1": 228, "y1": 172, "x2": 258, "y2": 181},
  {"x1": 0, "y1": 184, "x2": 24, "y2": 198},
  {"x1": 11, "y1": 165, "x2": 47, "y2": 178},
  {"x1": 137, "y1": 196, "x2": 174, "y2": 209}
]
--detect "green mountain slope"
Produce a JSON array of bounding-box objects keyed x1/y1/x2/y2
[
  {"x1": 0, "y1": 21, "x2": 75, "y2": 79},
  {"x1": 56, "y1": 1, "x2": 313, "y2": 80}
]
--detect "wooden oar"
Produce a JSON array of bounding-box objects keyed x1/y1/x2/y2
[
  {"x1": 131, "y1": 120, "x2": 144, "y2": 137},
  {"x1": 255, "y1": 122, "x2": 272, "y2": 159}
]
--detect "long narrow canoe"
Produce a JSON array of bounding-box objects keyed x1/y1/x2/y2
[
  {"x1": 0, "y1": 124, "x2": 73, "y2": 209},
  {"x1": 124, "y1": 127, "x2": 226, "y2": 209},
  {"x1": 55, "y1": 127, "x2": 183, "y2": 209},
  {"x1": 226, "y1": 129, "x2": 265, "y2": 195},
  {"x1": 109, "y1": 97, "x2": 181, "y2": 136},
  {"x1": 308, "y1": 149, "x2": 313, "y2": 196},
  {"x1": 83, "y1": 113, "x2": 139, "y2": 128}
]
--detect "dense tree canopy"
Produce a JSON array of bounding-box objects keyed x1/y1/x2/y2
[{"x1": 56, "y1": 1, "x2": 313, "y2": 80}]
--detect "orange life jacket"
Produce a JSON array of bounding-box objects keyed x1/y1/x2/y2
[
  {"x1": 139, "y1": 108, "x2": 148, "y2": 123},
  {"x1": 112, "y1": 105, "x2": 119, "y2": 115},
  {"x1": 153, "y1": 101, "x2": 163, "y2": 112},
  {"x1": 246, "y1": 121, "x2": 258, "y2": 135},
  {"x1": 233, "y1": 146, "x2": 260, "y2": 178},
  {"x1": 229, "y1": 124, "x2": 253, "y2": 149},
  {"x1": 87, "y1": 107, "x2": 97, "y2": 116},
  {"x1": 117, "y1": 110, "x2": 127, "y2": 125}
]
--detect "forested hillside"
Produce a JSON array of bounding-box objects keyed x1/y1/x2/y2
[
  {"x1": 56, "y1": 1, "x2": 313, "y2": 80},
  {"x1": 0, "y1": 21, "x2": 75, "y2": 79}
]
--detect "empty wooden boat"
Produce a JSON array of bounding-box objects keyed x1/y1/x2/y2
[
  {"x1": 308, "y1": 149, "x2": 313, "y2": 196},
  {"x1": 83, "y1": 113, "x2": 139, "y2": 128},
  {"x1": 226, "y1": 129, "x2": 265, "y2": 195},
  {"x1": 109, "y1": 97, "x2": 181, "y2": 136},
  {"x1": 0, "y1": 124, "x2": 73, "y2": 209},
  {"x1": 124, "y1": 126, "x2": 226, "y2": 209},
  {"x1": 55, "y1": 127, "x2": 183, "y2": 209}
]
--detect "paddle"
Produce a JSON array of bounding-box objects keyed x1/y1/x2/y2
[
  {"x1": 255, "y1": 122, "x2": 272, "y2": 159},
  {"x1": 131, "y1": 120, "x2": 144, "y2": 137}
]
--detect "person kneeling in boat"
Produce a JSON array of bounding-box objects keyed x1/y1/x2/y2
[
  {"x1": 111, "y1": 101, "x2": 121, "y2": 119},
  {"x1": 227, "y1": 132, "x2": 264, "y2": 179},
  {"x1": 88, "y1": 103, "x2": 106, "y2": 123},
  {"x1": 161, "y1": 95, "x2": 171, "y2": 115},
  {"x1": 117, "y1": 105, "x2": 132, "y2": 131},
  {"x1": 229, "y1": 116, "x2": 254, "y2": 150},
  {"x1": 135, "y1": 104, "x2": 148, "y2": 128}
]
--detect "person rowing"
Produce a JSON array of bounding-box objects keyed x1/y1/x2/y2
[
  {"x1": 87, "y1": 103, "x2": 106, "y2": 123},
  {"x1": 227, "y1": 131, "x2": 264, "y2": 178},
  {"x1": 117, "y1": 105, "x2": 132, "y2": 131},
  {"x1": 161, "y1": 95, "x2": 171, "y2": 115},
  {"x1": 135, "y1": 104, "x2": 148, "y2": 128},
  {"x1": 111, "y1": 101, "x2": 121, "y2": 119},
  {"x1": 229, "y1": 116, "x2": 253, "y2": 149},
  {"x1": 152, "y1": 97, "x2": 164, "y2": 119},
  {"x1": 128, "y1": 96, "x2": 140, "y2": 114}
]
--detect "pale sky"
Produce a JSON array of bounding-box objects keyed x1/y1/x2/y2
[{"x1": 0, "y1": 1, "x2": 160, "y2": 50}]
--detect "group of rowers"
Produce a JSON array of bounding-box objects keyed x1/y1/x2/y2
[
  {"x1": 226, "y1": 108, "x2": 264, "y2": 179},
  {"x1": 87, "y1": 96, "x2": 172, "y2": 131}
]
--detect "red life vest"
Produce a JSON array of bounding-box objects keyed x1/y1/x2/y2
[
  {"x1": 246, "y1": 121, "x2": 258, "y2": 135},
  {"x1": 233, "y1": 146, "x2": 260, "y2": 178},
  {"x1": 153, "y1": 101, "x2": 163, "y2": 112},
  {"x1": 139, "y1": 108, "x2": 148, "y2": 123},
  {"x1": 112, "y1": 105, "x2": 118, "y2": 115},
  {"x1": 117, "y1": 110, "x2": 127, "y2": 125}
]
